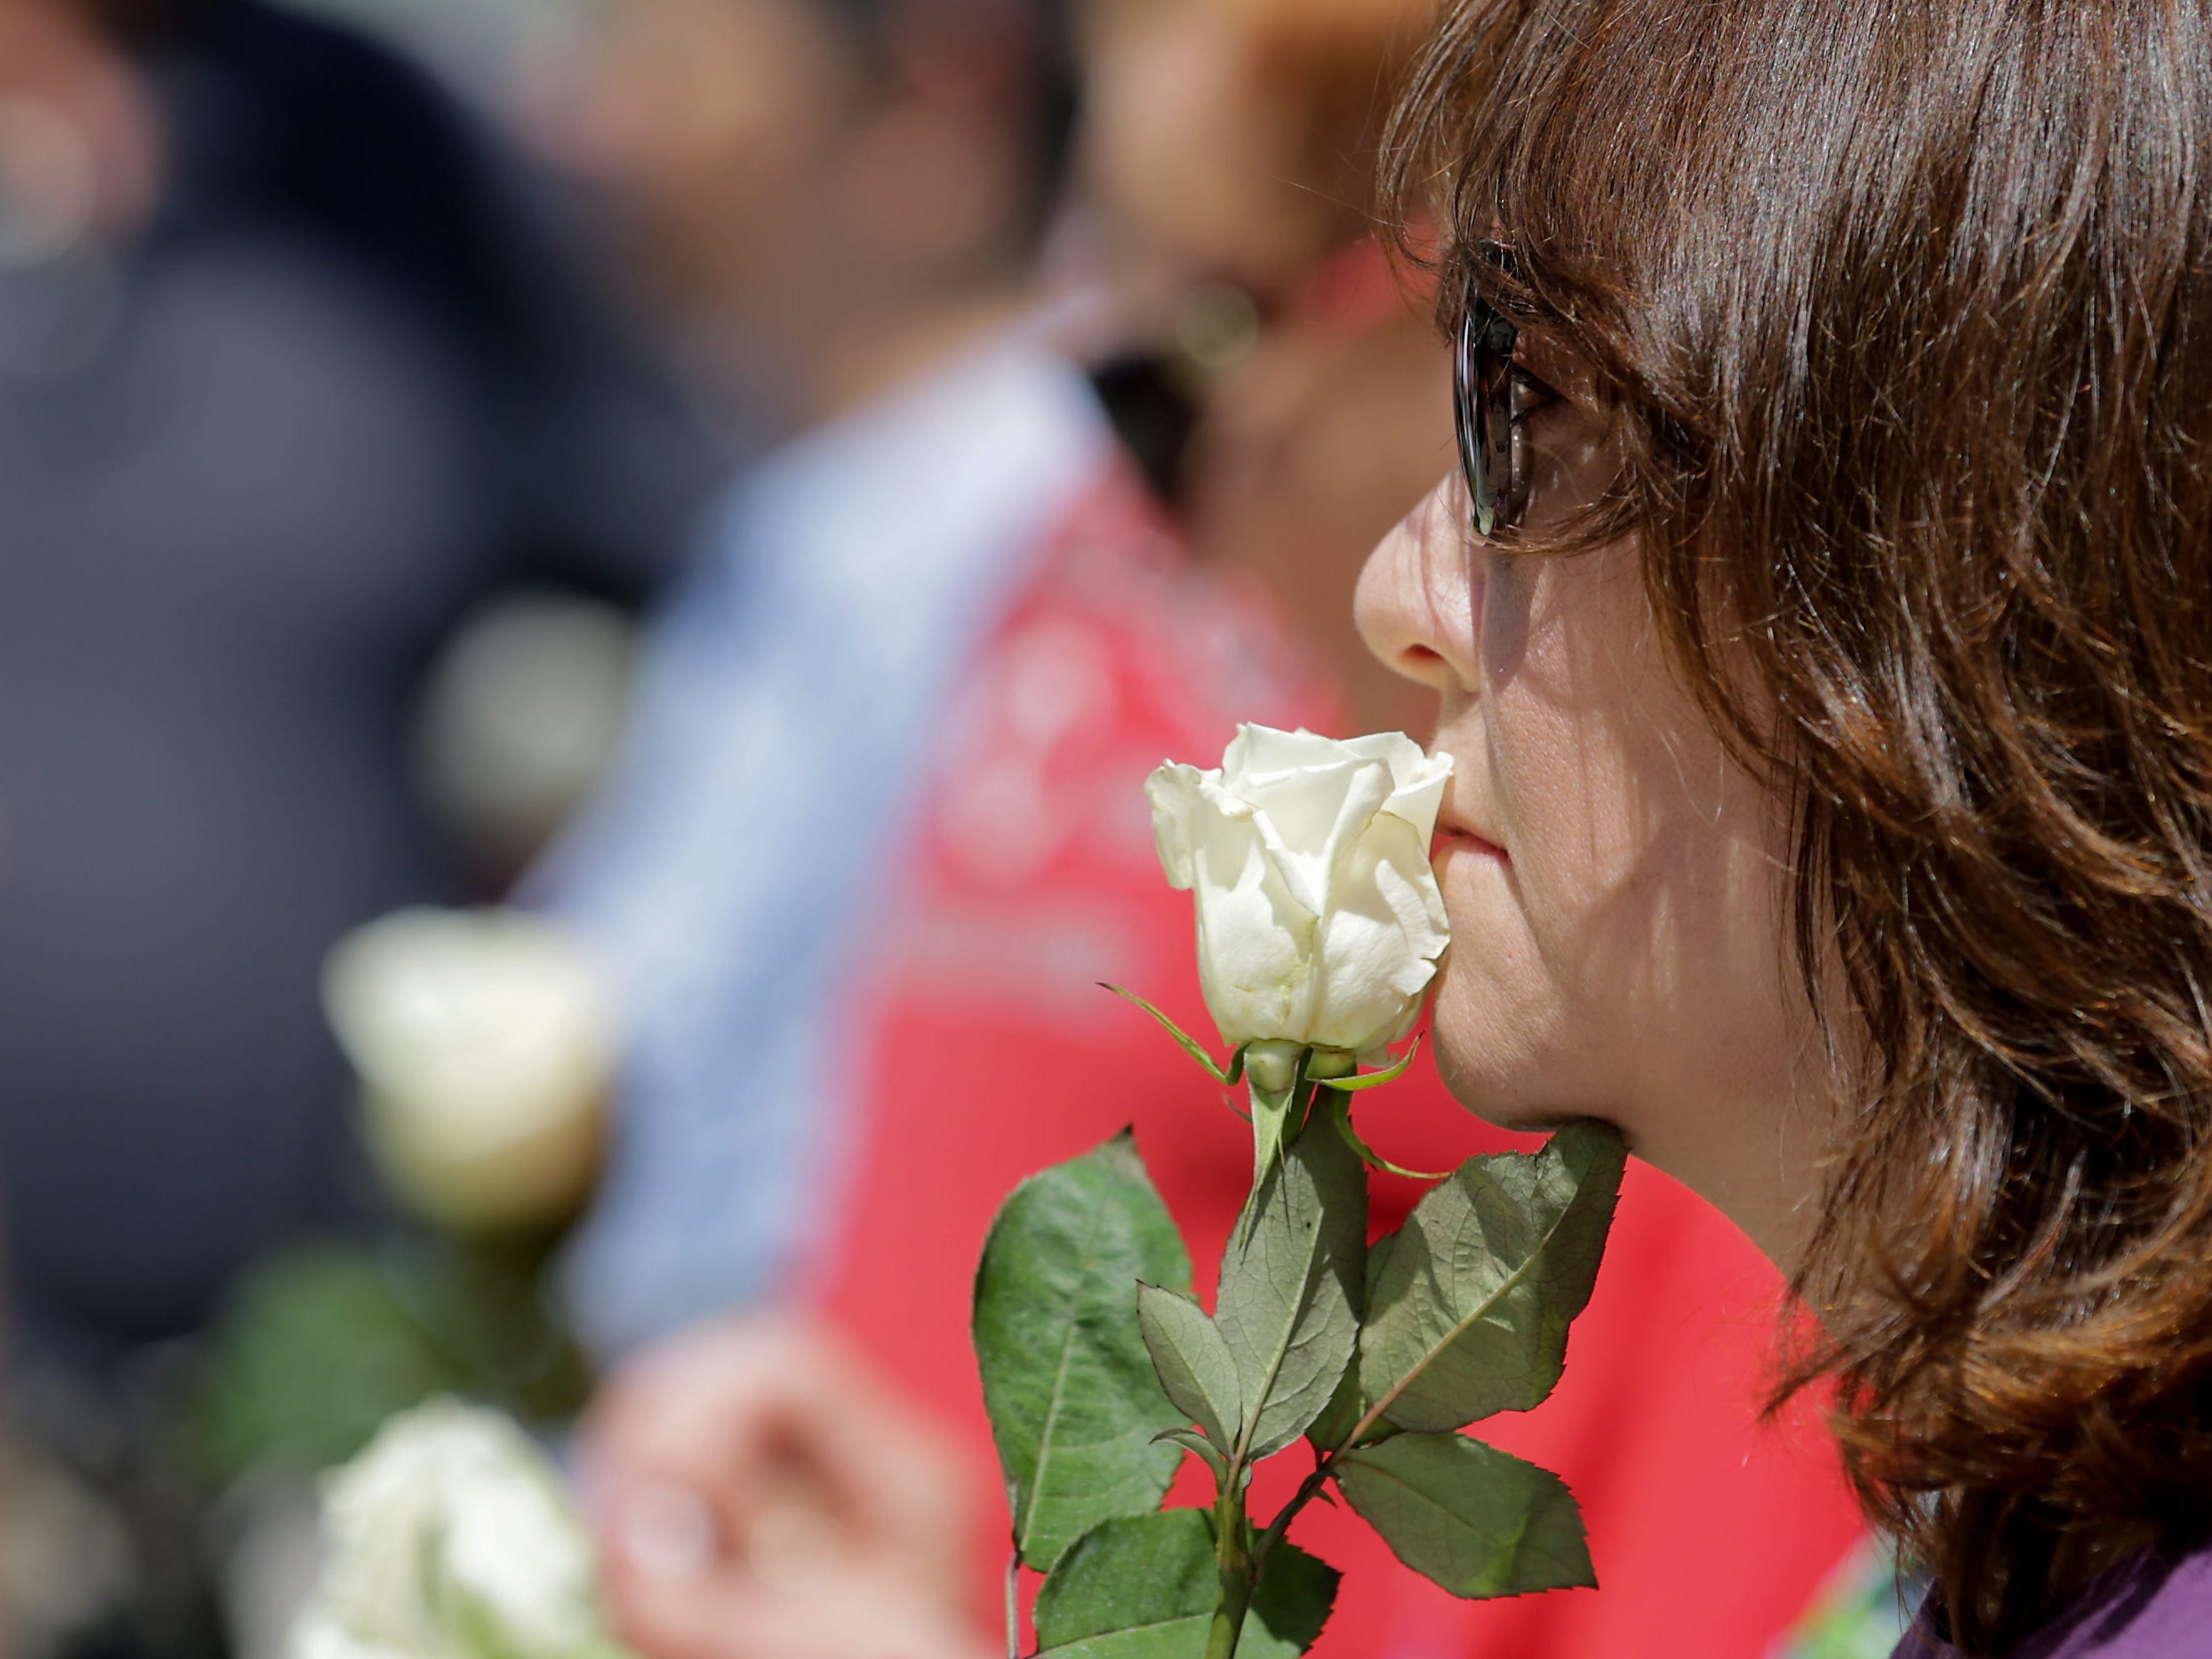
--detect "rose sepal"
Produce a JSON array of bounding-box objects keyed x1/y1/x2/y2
[
  {"x1": 1102, "y1": 984, "x2": 1249, "y2": 1087},
  {"x1": 1325, "y1": 1089, "x2": 1449, "y2": 1182},
  {"x1": 1313, "y1": 1037, "x2": 1423, "y2": 1094},
  {"x1": 1247, "y1": 1074, "x2": 1305, "y2": 1200}
]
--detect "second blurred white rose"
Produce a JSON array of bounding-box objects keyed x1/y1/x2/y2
[
  {"x1": 291, "y1": 1400, "x2": 613, "y2": 1659},
  {"x1": 1147, "y1": 724, "x2": 1452, "y2": 1060},
  {"x1": 322, "y1": 909, "x2": 614, "y2": 1234}
]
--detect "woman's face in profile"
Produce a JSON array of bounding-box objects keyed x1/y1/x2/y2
[{"x1": 1355, "y1": 340, "x2": 1829, "y2": 1260}]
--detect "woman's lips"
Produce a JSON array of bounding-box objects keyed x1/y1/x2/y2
[{"x1": 1433, "y1": 823, "x2": 1509, "y2": 863}]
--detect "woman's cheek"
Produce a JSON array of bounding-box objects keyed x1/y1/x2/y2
[{"x1": 1425, "y1": 836, "x2": 1605, "y2": 1126}]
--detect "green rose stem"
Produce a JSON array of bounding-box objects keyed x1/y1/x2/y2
[
  {"x1": 1201, "y1": 1048, "x2": 1358, "y2": 1659},
  {"x1": 1206, "y1": 1475, "x2": 1256, "y2": 1659},
  {"x1": 1221, "y1": 1390, "x2": 1389, "y2": 1658}
]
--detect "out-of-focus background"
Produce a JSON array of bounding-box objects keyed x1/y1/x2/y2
[{"x1": 0, "y1": 3, "x2": 1882, "y2": 1657}]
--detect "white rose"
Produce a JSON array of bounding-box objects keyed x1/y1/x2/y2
[
  {"x1": 291, "y1": 1400, "x2": 612, "y2": 1659},
  {"x1": 322, "y1": 909, "x2": 614, "y2": 1234},
  {"x1": 1147, "y1": 725, "x2": 1453, "y2": 1059}
]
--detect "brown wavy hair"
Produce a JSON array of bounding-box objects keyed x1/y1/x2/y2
[{"x1": 1383, "y1": 0, "x2": 2212, "y2": 1649}]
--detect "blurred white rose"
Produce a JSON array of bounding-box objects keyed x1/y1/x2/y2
[
  {"x1": 292, "y1": 1400, "x2": 614, "y2": 1659},
  {"x1": 322, "y1": 909, "x2": 614, "y2": 1234},
  {"x1": 414, "y1": 590, "x2": 640, "y2": 875},
  {"x1": 1147, "y1": 725, "x2": 1452, "y2": 1059}
]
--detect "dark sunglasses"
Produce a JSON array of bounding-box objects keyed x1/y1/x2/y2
[{"x1": 1453, "y1": 275, "x2": 1531, "y2": 538}]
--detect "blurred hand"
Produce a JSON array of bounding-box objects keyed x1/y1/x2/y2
[
  {"x1": 581, "y1": 1314, "x2": 990, "y2": 1659},
  {"x1": 597, "y1": 1571, "x2": 995, "y2": 1659}
]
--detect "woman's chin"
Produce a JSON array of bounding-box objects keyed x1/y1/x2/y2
[
  {"x1": 1443, "y1": 1086, "x2": 1599, "y2": 1141},
  {"x1": 1428, "y1": 995, "x2": 1611, "y2": 1138}
]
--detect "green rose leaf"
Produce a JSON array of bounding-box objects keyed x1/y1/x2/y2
[
  {"x1": 1217, "y1": 1117, "x2": 1366, "y2": 1461},
  {"x1": 1304, "y1": 1359, "x2": 1365, "y2": 1456},
  {"x1": 1137, "y1": 1285, "x2": 1242, "y2": 1450},
  {"x1": 1359, "y1": 1121, "x2": 1625, "y2": 1434},
  {"x1": 975, "y1": 1131, "x2": 1194, "y2": 1571},
  {"x1": 1033, "y1": 1511, "x2": 1213, "y2": 1656},
  {"x1": 1336, "y1": 1431, "x2": 1594, "y2": 1600},
  {"x1": 1034, "y1": 1511, "x2": 1340, "y2": 1658},
  {"x1": 1247, "y1": 1538, "x2": 1340, "y2": 1652}
]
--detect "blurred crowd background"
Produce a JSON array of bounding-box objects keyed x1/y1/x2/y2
[{"x1": 0, "y1": 3, "x2": 1888, "y2": 1657}]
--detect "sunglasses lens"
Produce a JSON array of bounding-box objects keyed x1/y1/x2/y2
[
  {"x1": 1454, "y1": 289, "x2": 1519, "y2": 538},
  {"x1": 1453, "y1": 312, "x2": 1489, "y2": 536}
]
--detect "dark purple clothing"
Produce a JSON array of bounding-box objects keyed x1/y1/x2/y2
[{"x1": 1895, "y1": 1548, "x2": 2212, "y2": 1659}]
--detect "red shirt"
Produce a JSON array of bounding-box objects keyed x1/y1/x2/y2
[{"x1": 812, "y1": 471, "x2": 1863, "y2": 1656}]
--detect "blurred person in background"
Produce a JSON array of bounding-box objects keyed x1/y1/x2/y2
[
  {"x1": 0, "y1": 0, "x2": 712, "y2": 1651},
  {"x1": 570, "y1": 2, "x2": 1866, "y2": 1657},
  {"x1": 531, "y1": 0, "x2": 1096, "y2": 1354}
]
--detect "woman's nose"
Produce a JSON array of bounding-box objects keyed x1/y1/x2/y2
[{"x1": 1355, "y1": 474, "x2": 1481, "y2": 693}]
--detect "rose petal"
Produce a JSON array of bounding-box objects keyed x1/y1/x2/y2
[
  {"x1": 1165, "y1": 727, "x2": 1453, "y2": 1051},
  {"x1": 1145, "y1": 761, "x2": 1211, "y2": 890},
  {"x1": 1247, "y1": 756, "x2": 1392, "y2": 920},
  {"x1": 1307, "y1": 811, "x2": 1452, "y2": 1053},
  {"x1": 1383, "y1": 751, "x2": 1453, "y2": 842},
  {"x1": 1186, "y1": 792, "x2": 1315, "y2": 1045},
  {"x1": 1223, "y1": 723, "x2": 1351, "y2": 776}
]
